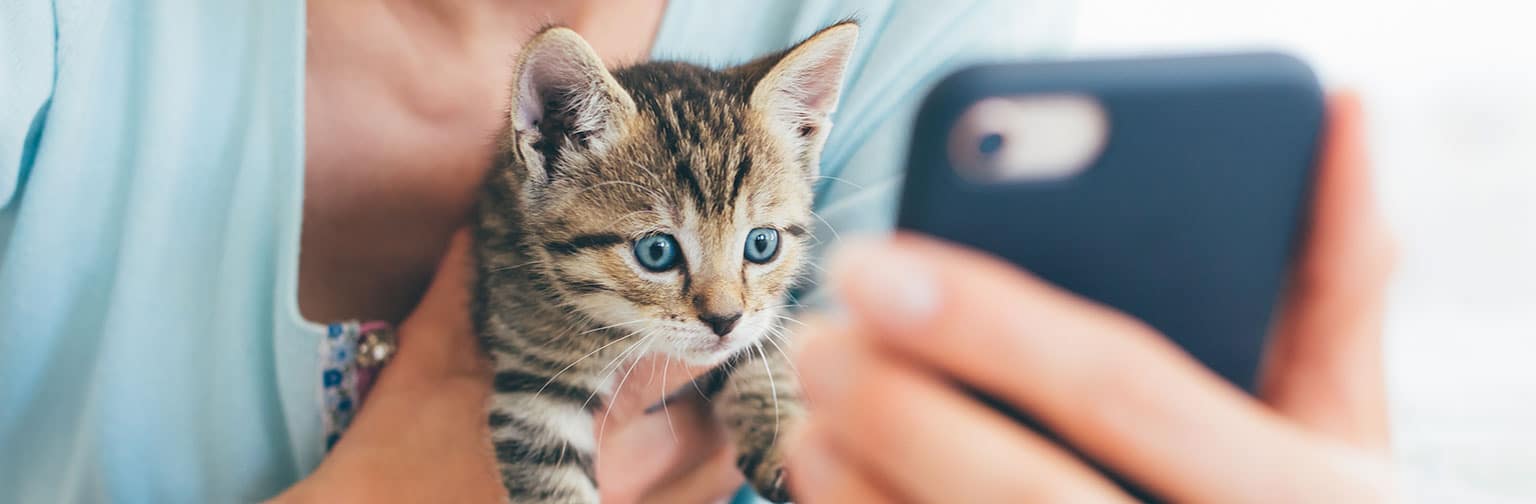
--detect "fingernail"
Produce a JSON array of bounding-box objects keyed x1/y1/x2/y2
[{"x1": 828, "y1": 239, "x2": 939, "y2": 331}]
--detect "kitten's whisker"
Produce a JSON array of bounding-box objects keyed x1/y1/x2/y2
[
  {"x1": 809, "y1": 174, "x2": 866, "y2": 190},
  {"x1": 810, "y1": 209, "x2": 841, "y2": 242},
  {"x1": 596, "y1": 330, "x2": 657, "y2": 462},
  {"x1": 770, "y1": 314, "x2": 807, "y2": 327},
  {"x1": 608, "y1": 209, "x2": 668, "y2": 228},
  {"x1": 761, "y1": 319, "x2": 798, "y2": 338},
  {"x1": 660, "y1": 355, "x2": 678, "y2": 444},
  {"x1": 581, "y1": 331, "x2": 648, "y2": 412},
  {"x1": 533, "y1": 328, "x2": 640, "y2": 402},
  {"x1": 763, "y1": 326, "x2": 797, "y2": 353},
  {"x1": 754, "y1": 342, "x2": 782, "y2": 449},
  {"x1": 488, "y1": 259, "x2": 547, "y2": 274},
  {"x1": 573, "y1": 327, "x2": 650, "y2": 420},
  {"x1": 763, "y1": 325, "x2": 790, "y2": 343},
  {"x1": 580, "y1": 319, "x2": 649, "y2": 335},
  {"x1": 687, "y1": 369, "x2": 709, "y2": 401},
  {"x1": 568, "y1": 179, "x2": 667, "y2": 204},
  {"x1": 760, "y1": 326, "x2": 802, "y2": 378},
  {"x1": 560, "y1": 337, "x2": 642, "y2": 470},
  {"x1": 646, "y1": 350, "x2": 658, "y2": 388},
  {"x1": 623, "y1": 161, "x2": 678, "y2": 199},
  {"x1": 578, "y1": 339, "x2": 641, "y2": 473},
  {"x1": 582, "y1": 330, "x2": 652, "y2": 473}
]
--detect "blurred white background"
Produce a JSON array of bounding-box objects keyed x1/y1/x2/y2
[{"x1": 1069, "y1": 0, "x2": 1536, "y2": 497}]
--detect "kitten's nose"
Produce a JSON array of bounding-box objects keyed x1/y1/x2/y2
[{"x1": 699, "y1": 312, "x2": 742, "y2": 337}]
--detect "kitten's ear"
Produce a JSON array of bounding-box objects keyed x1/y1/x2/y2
[
  {"x1": 746, "y1": 22, "x2": 860, "y2": 161},
  {"x1": 507, "y1": 27, "x2": 635, "y2": 184}
]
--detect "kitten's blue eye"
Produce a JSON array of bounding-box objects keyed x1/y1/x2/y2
[
  {"x1": 633, "y1": 234, "x2": 681, "y2": 272},
  {"x1": 744, "y1": 228, "x2": 780, "y2": 264}
]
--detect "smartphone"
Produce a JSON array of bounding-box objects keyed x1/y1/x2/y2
[{"x1": 897, "y1": 52, "x2": 1325, "y2": 500}]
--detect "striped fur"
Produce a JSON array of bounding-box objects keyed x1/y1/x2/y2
[{"x1": 473, "y1": 23, "x2": 858, "y2": 503}]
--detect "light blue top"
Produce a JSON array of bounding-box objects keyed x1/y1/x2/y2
[{"x1": 0, "y1": 1, "x2": 1068, "y2": 502}]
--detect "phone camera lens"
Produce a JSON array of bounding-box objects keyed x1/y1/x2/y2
[{"x1": 978, "y1": 133, "x2": 1005, "y2": 157}]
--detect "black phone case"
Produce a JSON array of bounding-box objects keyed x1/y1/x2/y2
[{"x1": 897, "y1": 53, "x2": 1325, "y2": 501}]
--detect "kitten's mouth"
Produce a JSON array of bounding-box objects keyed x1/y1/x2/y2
[
  {"x1": 667, "y1": 335, "x2": 750, "y2": 366},
  {"x1": 640, "y1": 315, "x2": 766, "y2": 365},
  {"x1": 684, "y1": 338, "x2": 736, "y2": 357}
]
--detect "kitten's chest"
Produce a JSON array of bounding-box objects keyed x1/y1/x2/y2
[{"x1": 550, "y1": 347, "x2": 727, "y2": 414}]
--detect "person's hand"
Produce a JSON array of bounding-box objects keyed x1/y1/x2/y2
[
  {"x1": 788, "y1": 92, "x2": 1399, "y2": 503},
  {"x1": 270, "y1": 231, "x2": 744, "y2": 503}
]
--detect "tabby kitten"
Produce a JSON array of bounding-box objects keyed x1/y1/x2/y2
[{"x1": 471, "y1": 22, "x2": 858, "y2": 503}]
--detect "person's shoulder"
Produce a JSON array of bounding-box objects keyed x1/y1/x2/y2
[{"x1": 0, "y1": 1, "x2": 56, "y2": 208}]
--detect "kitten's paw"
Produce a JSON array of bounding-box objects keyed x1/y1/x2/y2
[
  {"x1": 742, "y1": 447, "x2": 793, "y2": 503},
  {"x1": 761, "y1": 466, "x2": 791, "y2": 503}
]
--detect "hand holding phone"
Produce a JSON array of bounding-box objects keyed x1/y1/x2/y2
[{"x1": 786, "y1": 65, "x2": 1397, "y2": 502}]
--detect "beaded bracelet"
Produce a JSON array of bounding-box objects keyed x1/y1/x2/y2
[{"x1": 319, "y1": 320, "x2": 398, "y2": 452}]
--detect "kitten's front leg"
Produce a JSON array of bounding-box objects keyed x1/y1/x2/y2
[
  {"x1": 715, "y1": 343, "x2": 806, "y2": 502},
  {"x1": 488, "y1": 362, "x2": 601, "y2": 504}
]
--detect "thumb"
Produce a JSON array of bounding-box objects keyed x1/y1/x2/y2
[
  {"x1": 395, "y1": 228, "x2": 486, "y2": 380},
  {"x1": 281, "y1": 230, "x2": 504, "y2": 503},
  {"x1": 1260, "y1": 91, "x2": 1395, "y2": 451}
]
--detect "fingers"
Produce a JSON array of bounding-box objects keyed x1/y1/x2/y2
[
  {"x1": 406, "y1": 228, "x2": 475, "y2": 324},
  {"x1": 1260, "y1": 92, "x2": 1394, "y2": 450},
  {"x1": 1296, "y1": 91, "x2": 1396, "y2": 292},
  {"x1": 597, "y1": 391, "x2": 741, "y2": 504},
  {"x1": 797, "y1": 320, "x2": 1132, "y2": 504},
  {"x1": 788, "y1": 425, "x2": 906, "y2": 504},
  {"x1": 823, "y1": 235, "x2": 1385, "y2": 502},
  {"x1": 593, "y1": 353, "x2": 726, "y2": 502}
]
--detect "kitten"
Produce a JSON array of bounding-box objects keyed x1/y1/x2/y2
[{"x1": 471, "y1": 22, "x2": 858, "y2": 503}]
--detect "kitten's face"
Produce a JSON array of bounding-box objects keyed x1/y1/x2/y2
[
  {"x1": 496, "y1": 25, "x2": 856, "y2": 365},
  {"x1": 526, "y1": 112, "x2": 815, "y2": 364}
]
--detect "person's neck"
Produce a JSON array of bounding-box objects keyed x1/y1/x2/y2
[
  {"x1": 298, "y1": 0, "x2": 668, "y2": 324},
  {"x1": 382, "y1": 0, "x2": 662, "y2": 66}
]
